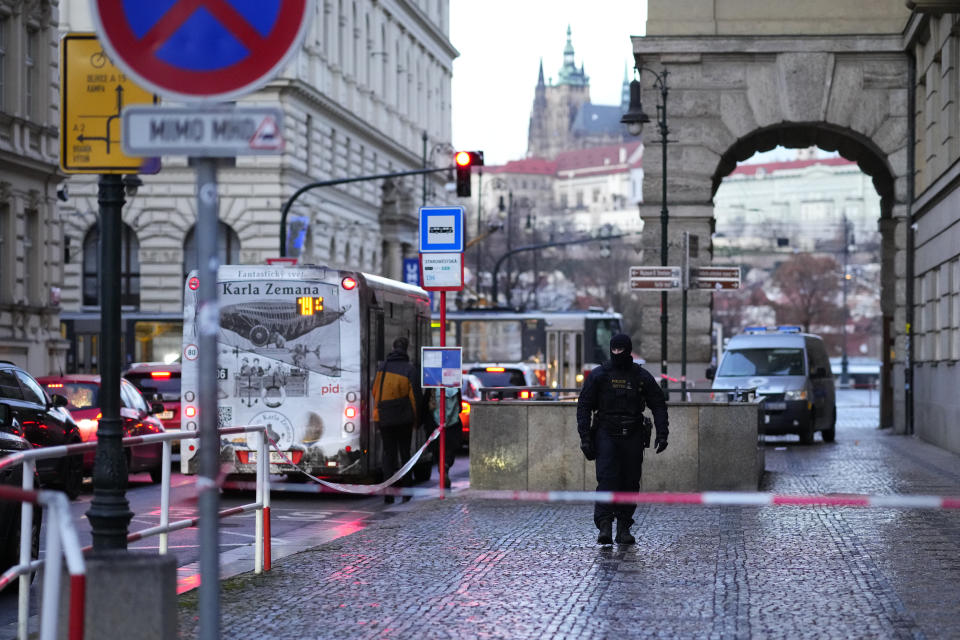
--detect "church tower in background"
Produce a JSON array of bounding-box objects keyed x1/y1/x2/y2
[{"x1": 527, "y1": 26, "x2": 630, "y2": 159}]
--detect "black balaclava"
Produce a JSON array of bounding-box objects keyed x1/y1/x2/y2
[{"x1": 609, "y1": 333, "x2": 633, "y2": 369}]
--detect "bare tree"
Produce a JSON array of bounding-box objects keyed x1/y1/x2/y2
[{"x1": 771, "y1": 253, "x2": 843, "y2": 332}]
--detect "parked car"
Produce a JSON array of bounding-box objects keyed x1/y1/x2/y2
[
  {"x1": 123, "y1": 362, "x2": 182, "y2": 439},
  {"x1": 459, "y1": 373, "x2": 483, "y2": 449},
  {"x1": 36, "y1": 375, "x2": 166, "y2": 483},
  {"x1": 466, "y1": 363, "x2": 541, "y2": 400},
  {"x1": 709, "y1": 326, "x2": 836, "y2": 444},
  {"x1": 0, "y1": 361, "x2": 83, "y2": 499},
  {"x1": 0, "y1": 405, "x2": 41, "y2": 589}
]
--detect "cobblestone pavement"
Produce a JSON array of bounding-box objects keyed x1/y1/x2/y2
[{"x1": 178, "y1": 401, "x2": 960, "y2": 639}]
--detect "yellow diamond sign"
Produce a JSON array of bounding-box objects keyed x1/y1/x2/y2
[{"x1": 60, "y1": 33, "x2": 158, "y2": 174}]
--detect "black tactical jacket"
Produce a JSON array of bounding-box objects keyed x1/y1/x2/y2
[{"x1": 576, "y1": 361, "x2": 669, "y2": 441}]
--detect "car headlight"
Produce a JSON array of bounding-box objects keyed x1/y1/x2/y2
[{"x1": 784, "y1": 390, "x2": 807, "y2": 401}]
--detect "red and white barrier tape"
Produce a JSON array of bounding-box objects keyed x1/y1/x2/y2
[
  {"x1": 464, "y1": 489, "x2": 960, "y2": 509},
  {"x1": 267, "y1": 426, "x2": 442, "y2": 495}
]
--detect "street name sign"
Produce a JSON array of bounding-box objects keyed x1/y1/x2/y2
[
  {"x1": 59, "y1": 33, "x2": 160, "y2": 174},
  {"x1": 691, "y1": 266, "x2": 742, "y2": 290},
  {"x1": 91, "y1": 0, "x2": 313, "y2": 102},
  {"x1": 122, "y1": 106, "x2": 284, "y2": 156},
  {"x1": 421, "y1": 347, "x2": 463, "y2": 388},
  {"x1": 629, "y1": 266, "x2": 682, "y2": 290},
  {"x1": 420, "y1": 253, "x2": 464, "y2": 291},
  {"x1": 419, "y1": 207, "x2": 465, "y2": 253}
]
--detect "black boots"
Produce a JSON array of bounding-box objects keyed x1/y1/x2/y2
[
  {"x1": 615, "y1": 520, "x2": 636, "y2": 545},
  {"x1": 597, "y1": 520, "x2": 613, "y2": 545}
]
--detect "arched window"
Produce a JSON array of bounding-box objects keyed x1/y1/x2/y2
[
  {"x1": 82, "y1": 222, "x2": 140, "y2": 307},
  {"x1": 183, "y1": 221, "x2": 240, "y2": 280}
]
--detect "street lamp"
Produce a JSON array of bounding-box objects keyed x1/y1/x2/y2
[{"x1": 622, "y1": 64, "x2": 670, "y2": 395}]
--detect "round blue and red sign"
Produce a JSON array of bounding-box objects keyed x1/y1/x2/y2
[{"x1": 91, "y1": 0, "x2": 313, "y2": 102}]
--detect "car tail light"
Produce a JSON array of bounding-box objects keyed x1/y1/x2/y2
[
  {"x1": 46, "y1": 383, "x2": 63, "y2": 389},
  {"x1": 460, "y1": 401, "x2": 470, "y2": 414},
  {"x1": 486, "y1": 367, "x2": 505, "y2": 372},
  {"x1": 151, "y1": 371, "x2": 172, "y2": 379},
  {"x1": 345, "y1": 406, "x2": 357, "y2": 419},
  {"x1": 341, "y1": 277, "x2": 357, "y2": 290},
  {"x1": 184, "y1": 406, "x2": 197, "y2": 418},
  {"x1": 519, "y1": 390, "x2": 531, "y2": 400}
]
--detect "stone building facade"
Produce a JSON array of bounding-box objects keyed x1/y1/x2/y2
[
  {"x1": 0, "y1": 0, "x2": 67, "y2": 373},
  {"x1": 57, "y1": 1, "x2": 457, "y2": 372},
  {"x1": 637, "y1": 0, "x2": 960, "y2": 452}
]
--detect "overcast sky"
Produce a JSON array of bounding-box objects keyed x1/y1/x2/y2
[{"x1": 450, "y1": 1, "x2": 649, "y2": 166}]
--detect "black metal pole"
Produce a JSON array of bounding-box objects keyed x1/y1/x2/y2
[
  {"x1": 421, "y1": 131, "x2": 428, "y2": 208},
  {"x1": 87, "y1": 174, "x2": 132, "y2": 550},
  {"x1": 279, "y1": 166, "x2": 450, "y2": 256},
  {"x1": 506, "y1": 192, "x2": 513, "y2": 307},
  {"x1": 841, "y1": 216, "x2": 850, "y2": 386},
  {"x1": 659, "y1": 71, "x2": 670, "y2": 399},
  {"x1": 477, "y1": 168, "x2": 483, "y2": 300}
]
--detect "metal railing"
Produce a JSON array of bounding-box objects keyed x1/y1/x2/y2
[
  {"x1": 0, "y1": 486, "x2": 85, "y2": 640},
  {"x1": 0, "y1": 425, "x2": 272, "y2": 640},
  {"x1": 477, "y1": 386, "x2": 759, "y2": 403}
]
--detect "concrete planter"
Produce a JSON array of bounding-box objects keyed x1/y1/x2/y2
[{"x1": 470, "y1": 401, "x2": 764, "y2": 492}]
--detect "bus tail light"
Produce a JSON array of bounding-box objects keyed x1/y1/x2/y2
[
  {"x1": 341, "y1": 277, "x2": 358, "y2": 290},
  {"x1": 184, "y1": 406, "x2": 197, "y2": 418},
  {"x1": 345, "y1": 406, "x2": 358, "y2": 419}
]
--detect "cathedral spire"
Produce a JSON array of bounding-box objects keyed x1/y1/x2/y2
[
  {"x1": 557, "y1": 25, "x2": 588, "y2": 87},
  {"x1": 538, "y1": 58, "x2": 545, "y2": 86}
]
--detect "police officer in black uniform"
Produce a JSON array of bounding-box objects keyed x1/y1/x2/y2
[{"x1": 577, "y1": 333, "x2": 668, "y2": 545}]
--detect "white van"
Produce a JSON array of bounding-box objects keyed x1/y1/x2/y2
[{"x1": 710, "y1": 327, "x2": 836, "y2": 444}]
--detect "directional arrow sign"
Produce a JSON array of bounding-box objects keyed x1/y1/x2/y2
[
  {"x1": 629, "y1": 266, "x2": 682, "y2": 290},
  {"x1": 60, "y1": 33, "x2": 160, "y2": 174},
  {"x1": 691, "y1": 266, "x2": 742, "y2": 290},
  {"x1": 122, "y1": 106, "x2": 285, "y2": 156}
]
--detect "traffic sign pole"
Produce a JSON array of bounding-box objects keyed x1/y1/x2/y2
[
  {"x1": 439, "y1": 291, "x2": 446, "y2": 499},
  {"x1": 195, "y1": 157, "x2": 222, "y2": 640}
]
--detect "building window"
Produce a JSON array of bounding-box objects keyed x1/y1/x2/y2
[
  {"x1": 306, "y1": 114, "x2": 313, "y2": 174},
  {"x1": 182, "y1": 221, "x2": 240, "y2": 281},
  {"x1": 25, "y1": 209, "x2": 39, "y2": 304},
  {"x1": 83, "y1": 223, "x2": 141, "y2": 307},
  {"x1": 25, "y1": 28, "x2": 38, "y2": 117},
  {"x1": 952, "y1": 259, "x2": 960, "y2": 361},
  {"x1": 0, "y1": 16, "x2": 7, "y2": 110},
  {"x1": 0, "y1": 201, "x2": 7, "y2": 301}
]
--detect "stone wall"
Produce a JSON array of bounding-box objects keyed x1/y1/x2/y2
[{"x1": 469, "y1": 401, "x2": 764, "y2": 492}]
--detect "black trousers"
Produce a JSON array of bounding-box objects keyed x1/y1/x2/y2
[
  {"x1": 438, "y1": 421, "x2": 462, "y2": 472},
  {"x1": 379, "y1": 423, "x2": 413, "y2": 486},
  {"x1": 593, "y1": 427, "x2": 644, "y2": 528}
]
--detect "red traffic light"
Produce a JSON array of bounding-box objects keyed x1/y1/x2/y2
[{"x1": 455, "y1": 151, "x2": 472, "y2": 167}]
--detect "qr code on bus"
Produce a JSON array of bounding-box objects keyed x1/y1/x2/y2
[{"x1": 217, "y1": 406, "x2": 232, "y2": 428}]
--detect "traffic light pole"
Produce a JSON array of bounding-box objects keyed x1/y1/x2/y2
[{"x1": 279, "y1": 166, "x2": 451, "y2": 257}]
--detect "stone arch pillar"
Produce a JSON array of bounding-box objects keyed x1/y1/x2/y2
[{"x1": 632, "y1": 35, "x2": 909, "y2": 429}]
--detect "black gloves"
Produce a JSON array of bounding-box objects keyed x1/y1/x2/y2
[
  {"x1": 580, "y1": 438, "x2": 596, "y2": 461},
  {"x1": 654, "y1": 439, "x2": 668, "y2": 454}
]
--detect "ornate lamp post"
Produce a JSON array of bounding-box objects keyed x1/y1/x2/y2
[{"x1": 622, "y1": 65, "x2": 671, "y2": 395}]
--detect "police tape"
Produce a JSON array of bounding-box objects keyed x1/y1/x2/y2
[{"x1": 265, "y1": 425, "x2": 442, "y2": 495}]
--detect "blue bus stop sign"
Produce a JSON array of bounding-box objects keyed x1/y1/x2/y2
[
  {"x1": 92, "y1": 0, "x2": 313, "y2": 102},
  {"x1": 419, "y1": 207, "x2": 464, "y2": 253}
]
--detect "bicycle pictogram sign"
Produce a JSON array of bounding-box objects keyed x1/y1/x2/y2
[{"x1": 91, "y1": 0, "x2": 313, "y2": 101}]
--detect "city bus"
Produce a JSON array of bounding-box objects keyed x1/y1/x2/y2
[
  {"x1": 180, "y1": 264, "x2": 433, "y2": 481},
  {"x1": 435, "y1": 309, "x2": 623, "y2": 390}
]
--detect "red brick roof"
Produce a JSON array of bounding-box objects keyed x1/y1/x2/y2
[
  {"x1": 731, "y1": 157, "x2": 854, "y2": 176},
  {"x1": 485, "y1": 141, "x2": 642, "y2": 177}
]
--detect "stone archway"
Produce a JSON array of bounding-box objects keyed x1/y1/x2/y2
[{"x1": 631, "y1": 36, "x2": 909, "y2": 431}]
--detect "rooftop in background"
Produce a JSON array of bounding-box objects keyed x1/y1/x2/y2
[
  {"x1": 485, "y1": 141, "x2": 642, "y2": 178},
  {"x1": 729, "y1": 157, "x2": 854, "y2": 178}
]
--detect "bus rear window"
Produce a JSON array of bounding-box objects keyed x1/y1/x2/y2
[{"x1": 587, "y1": 318, "x2": 622, "y2": 364}]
